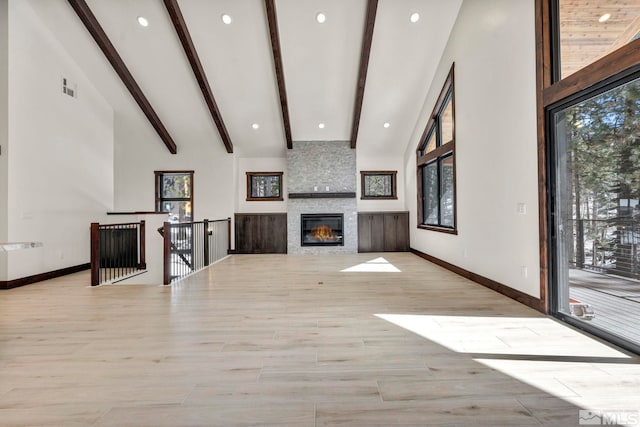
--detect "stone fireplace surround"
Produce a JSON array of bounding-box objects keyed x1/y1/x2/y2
[{"x1": 287, "y1": 141, "x2": 357, "y2": 254}]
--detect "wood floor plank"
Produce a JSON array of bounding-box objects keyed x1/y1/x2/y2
[{"x1": 0, "y1": 253, "x2": 639, "y2": 426}]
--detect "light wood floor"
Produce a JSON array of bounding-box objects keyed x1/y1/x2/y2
[{"x1": 1, "y1": 253, "x2": 639, "y2": 426}]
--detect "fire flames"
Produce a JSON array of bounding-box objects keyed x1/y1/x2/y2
[{"x1": 312, "y1": 225, "x2": 336, "y2": 241}]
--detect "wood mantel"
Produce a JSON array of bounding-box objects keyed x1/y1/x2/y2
[{"x1": 288, "y1": 192, "x2": 356, "y2": 199}]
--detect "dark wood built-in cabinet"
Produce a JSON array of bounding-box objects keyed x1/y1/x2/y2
[
  {"x1": 234, "y1": 213, "x2": 287, "y2": 254},
  {"x1": 358, "y1": 211, "x2": 409, "y2": 252}
]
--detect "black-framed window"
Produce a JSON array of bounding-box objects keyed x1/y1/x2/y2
[
  {"x1": 360, "y1": 171, "x2": 397, "y2": 200},
  {"x1": 416, "y1": 64, "x2": 456, "y2": 232},
  {"x1": 155, "y1": 171, "x2": 193, "y2": 223},
  {"x1": 246, "y1": 172, "x2": 283, "y2": 201}
]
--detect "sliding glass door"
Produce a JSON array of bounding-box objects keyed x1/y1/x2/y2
[{"x1": 549, "y1": 72, "x2": 640, "y2": 353}]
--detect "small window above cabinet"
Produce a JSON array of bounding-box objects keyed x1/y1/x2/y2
[
  {"x1": 246, "y1": 172, "x2": 283, "y2": 201},
  {"x1": 360, "y1": 171, "x2": 397, "y2": 200}
]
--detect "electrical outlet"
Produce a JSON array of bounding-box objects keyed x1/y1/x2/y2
[
  {"x1": 521, "y1": 266, "x2": 528, "y2": 279},
  {"x1": 517, "y1": 203, "x2": 527, "y2": 214}
]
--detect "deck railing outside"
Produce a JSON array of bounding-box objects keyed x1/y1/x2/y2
[
  {"x1": 159, "y1": 218, "x2": 231, "y2": 285},
  {"x1": 90, "y1": 221, "x2": 146, "y2": 286},
  {"x1": 568, "y1": 218, "x2": 640, "y2": 279}
]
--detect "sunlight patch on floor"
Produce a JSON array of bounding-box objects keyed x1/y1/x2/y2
[
  {"x1": 341, "y1": 257, "x2": 401, "y2": 273},
  {"x1": 376, "y1": 313, "x2": 640, "y2": 422},
  {"x1": 374, "y1": 313, "x2": 632, "y2": 357}
]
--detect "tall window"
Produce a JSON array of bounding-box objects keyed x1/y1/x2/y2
[
  {"x1": 155, "y1": 171, "x2": 193, "y2": 223},
  {"x1": 246, "y1": 172, "x2": 283, "y2": 201},
  {"x1": 360, "y1": 171, "x2": 397, "y2": 199},
  {"x1": 417, "y1": 64, "x2": 456, "y2": 232}
]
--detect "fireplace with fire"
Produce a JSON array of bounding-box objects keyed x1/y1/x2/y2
[{"x1": 301, "y1": 214, "x2": 344, "y2": 246}]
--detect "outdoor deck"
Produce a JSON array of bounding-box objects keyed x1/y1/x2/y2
[{"x1": 569, "y1": 269, "x2": 640, "y2": 345}]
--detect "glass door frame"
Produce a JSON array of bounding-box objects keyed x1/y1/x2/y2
[
  {"x1": 545, "y1": 65, "x2": 640, "y2": 355},
  {"x1": 534, "y1": 0, "x2": 640, "y2": 313}
]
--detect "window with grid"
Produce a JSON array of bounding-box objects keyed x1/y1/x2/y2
[{"x1": 417, "y1": 64, "x2": 456, "y2": 232}]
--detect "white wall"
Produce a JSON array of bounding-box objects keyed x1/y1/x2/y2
[
  {"x1": 235, "y1": 157, "x2": 287, "y2": 213},
  {"x1": 113, "y1": 113, "x2": 235, "y2": 222},
  {"x1": 0, "y1": 0, "x2": 8, "y2": 280},
  {"x1": 5, "y1": 0, "x2": 114, "y2": 280},
  {"x1": 404, "y1": 0, "x2": 540, "y2": 297},
  {"x1": 234, "y1": 154, "x2": 407, "y2": 214},
  {"x1": 356, "y1": 154, "x2": 406, "y2": 212}
]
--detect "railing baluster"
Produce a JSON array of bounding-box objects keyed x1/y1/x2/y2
[
  {"x1": 154, "y1": 218, "x2": 231, "y2": 285},
  {"x1": 89, "y1": 221, "x2": 147, "y2": 286},
  {"x1": 203, "y1": 219, "x2": 210, "y2": 267}
]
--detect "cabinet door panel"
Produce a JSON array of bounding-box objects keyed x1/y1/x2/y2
[
  {"x1": 235, "y1": 214, "x2": 287, "y2": 254},
  {"x1": 235, "y1": 214, "x2": 257, "y2": 253},
  {"x1": 358, "y1": 214, "x2": 372, "y2": 252},
  {"x1": 396, "y1": 212, "x2": 409, "y2": 251},
  {"x1": 383, "y1": 214, "x2": 399, "y2": 251},
  {"x1": 383, "y1": 212, "x2": 409, "y2": 251},
  {"x1": 268, "y1": 214, "x2": 288, "y2": 253},
  {"x1": 371, "y1": 214, "x2": 385, "y2": 251},
  {"x1": 358, "y1": 213, "x2": 385, "y2": 252}
]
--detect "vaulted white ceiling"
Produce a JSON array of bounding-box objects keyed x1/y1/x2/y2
[{"x1": 26, "y1": 0, "x2": 463, "y2": 158}]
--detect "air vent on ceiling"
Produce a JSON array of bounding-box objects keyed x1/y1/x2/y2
[{"x1": 62, "y1": 77, "x2": 77, "y2": 99}]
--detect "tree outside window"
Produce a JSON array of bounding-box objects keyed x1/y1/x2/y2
[
  {"x1": 416, "y1": 64, "x2": 456, "y2": 233},
  {"x1": 155, "y1": 171, "x2": 193, "y2": 223},
  {"x1": 361, "y1": 171, "x2": 397, "y2": 199},
  {"x1": 246, "y1": 172, "x2": 283, "y2": 201}
]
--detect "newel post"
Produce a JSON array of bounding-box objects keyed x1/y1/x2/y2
[
  {"x1": 203, "y1": 219, "x2": 210, "y2": 267},
  {"x1": 163, "y1": 221, "x2": 171, "y2": 285},
  {"x1": 90, "y1": 222, "x2": 100, "y2": 286},
  {"x1": 227, "y1": 217, "x2": 232, "y2": 254},
  {"x1": 139, "y1": 220, "x2": 146, "y2": 270}
]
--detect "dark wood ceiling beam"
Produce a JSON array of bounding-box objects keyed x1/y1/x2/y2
[
  {"x1": 265, "y1": 0, "x2": 293, "y2": 150},
  {"x1": 163, "y1": 0, "x2": 234, "y2": 154},
  {"x1": 67, "y1": 0, "x2": 177, "y2": 154},
  {"x1": 350, "y1": 0, "x2": 378, "y2": 149}
]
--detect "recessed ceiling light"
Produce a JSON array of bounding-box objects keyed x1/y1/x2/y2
[
  {"x1": 251, "y1": 123, "x2": 259, "y2": 130},
  {"x1": 318, "y1": 123, "x2": 325, "y2": 129},
  {"x1": 137, "y1": 16, "x2": 149, "y2": 27},
  {"x1": 221, "y1": 14, "x2": 232, "y2": 25},
  {"x1": 410, "y1": 12, "x2": 420, "y2": 23},
  {"x1": 598, "y1": 13, "x2": 611, "y2": 23},
  {"x1": 383, "y1": 122, "x2": 390, "y2": 128},
  {"x1": 316, "y1": 12, "x2": 326, "y2": 24}
]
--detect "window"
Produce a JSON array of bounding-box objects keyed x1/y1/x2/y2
[
  {"x1": 416, "y1": 64, "x2": 456, "y2": 232},
  {"x1": 246, "y1": 172, "x2": 283, "y2": 201},
  {"x1": 155, "y1": 171, "x2": 193, "y2": 223},
  {"x1": 360, "y1": 171, "x2": 397, "y2": 199}
]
